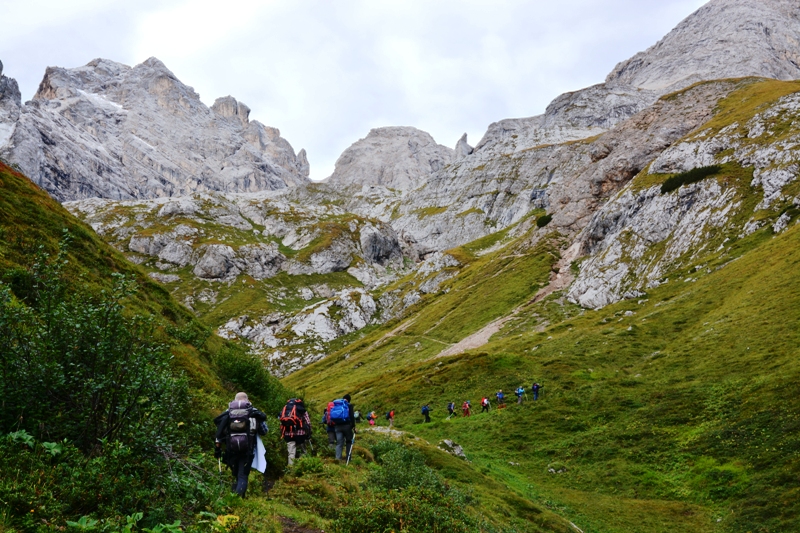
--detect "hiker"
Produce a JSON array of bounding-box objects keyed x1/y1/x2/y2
[
  {"x1": 461, "y1": 400, "x2": 471, "y2": 417},
  {"x1": 367, "y1": 411, "x2": 377, "y2": 426},
  {"x1": 328, "y1": 394, "x2": 356, "y2": 462},
  {"x1": 279, "y1": 398, "x2": 311, "y2": 467},
  {"x1": 386, "y1": 409, "x2": 395, "y2": 428},
  {"x1": 353, "y1": 409, "x2": 362, "y2": 424},
  {"x1": 421, "y1": 404, "x2": 432, "y2": 423},
  {"x1": 480, "y1": 397, "x2": 490, "y2": 413},
  {"x1": 322, "y1": 407, "x2": 336, "y2": 448},
  {"x1": 214, "y1": 392, "x2": 267, "y2": 498},
  {"x1": 496, "y1": 390, "x2": 506, "y2": 408},
  {"x1": 447, "y1": 401, "x2": 456, "y2": 418},
  {"x1": 515, "y1": 386, "x2": 525, "y2": 405},
  {"x1": 532, "y1": 382, "x2": 543, "y2": 401}
]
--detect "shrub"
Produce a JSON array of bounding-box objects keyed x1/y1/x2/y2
[
  {"x1": 331, "y1": 486, "x2": 476, "y2": 533},
  {"x1": 660, "y1": 165, "x2": 721, "y2": 194},
  {"x1": 536, "y1": 214, "x2": 552, "y2": 228},
  {"x1": 368, "y1": 446, "x2": 445, "y2": 493}
]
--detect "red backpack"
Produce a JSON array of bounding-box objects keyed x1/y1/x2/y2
[{"x1": 279, "y1": 399, "x2": 307, "y2": 439}]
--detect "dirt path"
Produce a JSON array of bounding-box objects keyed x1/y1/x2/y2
[{"x1": 433, "y1": 243, "x2": 580, "y2": 359}]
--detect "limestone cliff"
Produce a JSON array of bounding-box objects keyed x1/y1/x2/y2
[{"x1": 0, "y1": 58, "x2": 309, "y2": 202}]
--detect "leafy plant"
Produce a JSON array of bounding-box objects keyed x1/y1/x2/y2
[{"x1": 660, "y1": 165, "x2": 721, "y2": 194}]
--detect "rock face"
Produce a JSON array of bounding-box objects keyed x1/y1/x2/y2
[
  {"x1": 0, "y1": 58, "x2": 309, "y2": 202},
  {"x1": 606, "y1": 0, "x2": 800, "y2": 92},
  {"x1": 0, "y1": 64, "x2": 20, "y2": 149},
  {"x1": 326, "y1": 126, "x2": 454, "y2": 189},
  {"x1": 568, "y1": 82, "x2": 800, "y2": 308}
]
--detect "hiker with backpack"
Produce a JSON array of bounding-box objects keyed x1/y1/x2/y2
[
  {"x1": 461, "y1": 400, "x2": 471, "y2": 417},
  {"x1": 214, "y1": 392, "x2": 268, "y2": 498},
  {"x1": 279, "y1": 398, "x2": 312, "y2": 467},
  {"x1": 322, "y1": 407, "x2": 336, "y2": 448},
  {"x1": 328, "y1": 394, "x2": 356, "y2": 463},
  {"x1": 531, "y1": 382, "x2": 543, "y2": 401},
  {"x1": 515, "y1": 386, "x2": 525, "y2": 405},
  {"x1": 496, "y1": 390, "x2": 506, "y2": 408},
  {"x1": 480, "y1": 397, "x2": 490, "y2": 413},
  {"x1": 421, "y1": 404, "x2": 432, "y2": 423},
  {"x1": 447, "y1": 401, "x2": 455, "y2": 419},
  {"x1": 386, "y1": 409, "x2": 395, "y2": 428}
]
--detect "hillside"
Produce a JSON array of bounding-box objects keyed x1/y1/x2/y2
[
  {"x1": 285, "y1": 79, "x2": 800, "y2": 532},
  {"x1": 286, "y1": 174, "x2": 800, "y2": 533}
]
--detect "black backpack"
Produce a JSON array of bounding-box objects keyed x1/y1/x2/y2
[{"x1": 227, "y1": 400, "x2": 253, "y2": 453}]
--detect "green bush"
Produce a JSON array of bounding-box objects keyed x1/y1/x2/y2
[
  {"x1": 0, "y1": 240, "x2": 223, "y2": 529},
  {"x1": 331, "y1": 486, "x2": 477, "y2": 533},
  {"x1": 368, "y1": 446, "x2": 445, "y2": 493},
  {"x1": 536, "y1": 214, "x2": 552, "y2": 228},
  {"x1": 660, "y1": 165, "x2": 721, "y2": 194}
]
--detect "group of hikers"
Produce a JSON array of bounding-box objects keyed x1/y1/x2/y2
[
  {"x1": 441, "y1": 382, "x2": 543, "y2": 418},
  {"x1": 213, "y1": 382, "x2": 543, "y2": 497}
]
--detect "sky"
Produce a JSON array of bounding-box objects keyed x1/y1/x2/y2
[{"x1": 1, "y1": 0, "x2": 708, "y2": 180}]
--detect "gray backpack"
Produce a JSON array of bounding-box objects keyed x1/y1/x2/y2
[{"x1": 227, "y1": 400, "x2": 253, "y2": 453}]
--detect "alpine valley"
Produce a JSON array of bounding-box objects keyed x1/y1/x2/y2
[{"x1": 1, "y1": 0, "x2": 800, "y2": 531}]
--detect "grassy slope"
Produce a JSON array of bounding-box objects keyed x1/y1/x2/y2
[
  {"x1": 0, "y1": 161, "x2": 236, "y2": 412},
  {"x1": 285, "y1": 80, "x2": 800, "y2": 532},
  {"x1": 286, "y1": 213, "x2": 800, "y2": 533}
]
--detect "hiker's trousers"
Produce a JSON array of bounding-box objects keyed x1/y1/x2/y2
[
  {"x1": 286, "y1": 439, "x2": 307, "y2": 465},
  {"x1": 229, "y1": 452, "x2": 252, "y2": 497},
  {"x1": 335, "y1": 424, "x2": 354, "y2": 461}
]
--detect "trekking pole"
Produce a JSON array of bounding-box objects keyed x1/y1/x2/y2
[
  {"x1": 218, "y1": 458, "x2": 222, "y2": 473},
  {"x1": 346, "y1": 433, "x2": 356, "y2": 466}
]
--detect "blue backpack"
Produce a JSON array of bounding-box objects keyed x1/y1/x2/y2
[
  {"x1": 421, "y1": 405, "x2": 430, "y2": 415},
  {"x1": 328, "y1": 399, "x2": 350, "y2": 424}
]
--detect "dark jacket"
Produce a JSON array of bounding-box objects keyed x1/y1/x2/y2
[{"x1": 214, "y1": 404, "x2": 267, "y2": 454}]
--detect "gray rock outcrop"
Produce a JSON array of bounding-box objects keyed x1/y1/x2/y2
[
  {"x1": 326, "y1": 126, "x2": 454, "y2": 190},
  {"x1": 0, "y1": 58, "x2": 309, "y2": 201},
  {"x1": 606, "y1": 0, "x2": 800, "y2": 92}
]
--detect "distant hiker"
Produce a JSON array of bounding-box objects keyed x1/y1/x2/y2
[
  {"x1": 480, "y1": 397, "x2": 490, "y2": 413},
  {"x1": 421, "y1": 404, "x2": 432, "y2": 423},
  {"x1": 532, "y1": 382, "x2": 542, "y2": 401},
  {"x1": 279, "y1": 398, "x2": 311, "y2": 466},
  {"x1": 496, "y1": 390, "x2": 506, "y2": 408},
  {"x1": 515, "y1": 386, "x2": 525, "y2": 405},
  {"x1": 322, "y1": 407, "x2": 336, "y2": 448},
  {"x1": 367, "y1": 411, "x2": 377, "y2": 426},
  {"x1": 328, "y1": 394, "x2": 356, "y2": 462},
  {"x1": 386, "y1": 409, "x2": 395, "y2": 428},
  {"x1": 447, "y1": 401, "x2": 456, "y2": 419},
  {"x1": 353, "y1": 410, "x2": 362, "y2": 424},
  {"x1": 462, "y1": 400, "x2": 471, "y2": 417},
  {"x1": 214, "y1": 392, "x2": 267, "y2": 498}
]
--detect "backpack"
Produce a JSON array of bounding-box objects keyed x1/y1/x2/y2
[
  {"x1": 497, "y1": 392, "x2": 505, "y2": 400},
  {"x1": 421, "y1": 405, "x2": 429, "y2": 415},
  {"x1": 227, "y1": 400, "x2": 253, "y2": 453},
  {"x1": 516, "y1": 387, "x2": 524, "y2": 396},
  {"x1": 354, "y1": 410, "x2": 361, "y2": 420},
  {"x1": 279, "y1": 399, "x2": 307, "y2": 439},
  {"x1": 532, "y1": 383, "x2": 540, "y2": 391},
  {"x1": 448, "y1": 402, "x2": 455, "y2": 411},
  {"x1": 328, "y1": 399, "x2": 350, "y2": 425},
  {"x1": 482, "y1": 397, "x2": 489, "y2": 406}
]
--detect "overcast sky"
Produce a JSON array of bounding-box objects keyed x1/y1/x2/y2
[{"x1": 2, "y1": 0, "x2": 707, "y2": 180}]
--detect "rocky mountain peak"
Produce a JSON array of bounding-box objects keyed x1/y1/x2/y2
[
  {"x1": 0, "y1": 57, "x2": 310, "y2": 201},
  {"x1": 326, "y1": 126, "x2": 454, "y2": 190},
  {"x1": 606, "y1": 0, "x2": 800, "y2": 91},
  {"x1": 211, "y1": 96, "x2": 251, "y2": 126}
]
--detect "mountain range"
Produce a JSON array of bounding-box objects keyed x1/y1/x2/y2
[{"x1": 1, "y1": 0, "x2": 800, "y2": 531}]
